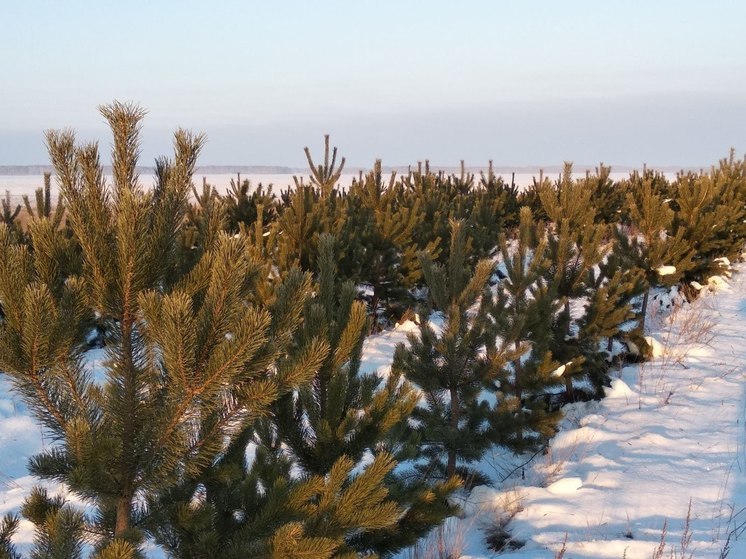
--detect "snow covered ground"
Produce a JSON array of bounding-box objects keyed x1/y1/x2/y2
[
  {"x1": 2, "y1": 266, "x2": 746, "y2": 557},
  {"x1": 440, "y1": 268, "x2": 746, "y2": 559}
]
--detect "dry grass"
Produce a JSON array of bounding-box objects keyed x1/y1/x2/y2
[
  {"x1": 482, "y1": 486, "x2": 527, "y2": 553},
  {"x1": 650, "y1": 292, "x2": 717, "y2": 370},
  {"x1": 638, "y1": 290, "x2": 718, "y2": 408},
  {"x1": 651, "y1": 499, "x2": 695, "y2": 559},
  {"x1": 405, "y1": 517, "x2": 472, "y2": 559}
]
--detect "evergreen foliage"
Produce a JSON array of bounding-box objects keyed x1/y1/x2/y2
[
  {"x1": 538, "y1": 163, "x2": 608, "y2": 401},
  {"x1": 23, "y1": 173, "x2": 65, "y2": 229},
  {"x1": 623, "y1": 177, "x2": 695, "y2": 331},
  {"x1": 148, "y1": 442, "x2": 402, "y2": 558},
  {"x1": 393, "y1": 220, "x2": 498, "y2": 485},
  {"x1": 224, "y1": 175, "x2": 277, "y2": 234},
  {"x1": 267, "y1": 233, "x2": 456, "y2": 555},
  {"x1": 273, "y1": 234, "x2": 406, "y2": 474},
  {"x1": 343, "y1": 161, "x2": 425, "y2": 326},
  {"x1": 302, "y1": 134, "x2": 346, "y2": 194},
  {"x1": 177, "y1": 178, "x2": 225, "y2": 275},
  {"x1": 273, "y1": 137, "x2": 348, "y2": 276},
  {"x1": 671, "y1": 151, "x2": 746, "y2": 283},
  {"x1": 475, "y1": 162, "x2": 520, "y2": 237},
  {"x1": 2, "y1": 101, "x2": 746, "y2": 558},
  {"x1": 0, "y1": 102, "x2": 320, "y2": 554},
  {"x1": 1, "y1": 190, "x2": 22, "y2": 237},
  {"x1": 582, "y1": 164, "x2": 625, "y2": 225},
  {"x1": 490, "y1": 207, "x2": 562, "y2": 449},
  {"x1": 273, "y1": 182, "x2": 345, "y2": 274}
]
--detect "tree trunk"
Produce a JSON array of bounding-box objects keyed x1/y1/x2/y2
[
  {"x1": 116, "y1": 314, "x2": 137, "y2": 539},
  {"x1": 514, "y1": 342, "x2": 524, "y2": 444},
  {"x1": 115, "y1": 492, "x2": 132, "y2": 537},
  {"x1": 564, "y1": 375, "x2": 575, "y2": 403},
  {"x1": 640, "y1": 290, "x2": 650, "y2": 333},
  {"x1": 370, "y1": 292, "x2": 380, "y2": 333},
  {"x1": 447, "y1": 385, "x2": 459, "y2": 478},
  {"x1": 563, "y1": 300, "x2": 575, "y2": 402}
]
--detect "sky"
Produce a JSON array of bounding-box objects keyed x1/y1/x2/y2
[{"x1": 1, "y1": 0, "x2": 745, "y2": 168}]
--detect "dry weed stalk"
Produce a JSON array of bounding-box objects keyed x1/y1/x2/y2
[
  {"x1": 406, "y1": 516, "x2": 473, "y2": 559},
  {"x1": 554, "y1": 532, "x2": 568, "y2": 559},
  {"x1": 651, "y1": 292, "x2": 716, "y2": 370},
  {"x1": 638, "y1": 292, "x2": 717, "y2": 408},
  {"x1": 651, "y1": 499, "x2": 695, "y2": 559}
]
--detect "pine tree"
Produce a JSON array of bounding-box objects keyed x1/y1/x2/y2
[
  {"x1": 671, "y1": 152, "x2": 746, "y2": 283},
  {"x1": 0, "y1": 487, "x2": 94, "y2": 559},
  {"x1": 476, "y1": 161, "x2": 520, "y2": 233},
  {"x1": 516, "y1": 169, "x2": 551, "y2": 223},
  {"x1": 578, "y1": 266, "x2": 644, "y2": 395},
  {"x1": 302, "y1": 134, "x2": 346, "y2": 194},
  {"x1": 0, "y1": 102, "x2": 320, "y2": 555},
  {"x1": 266, "y1": 233, "x2": 457, "y2": 555},
  {"x1": 1, "y1": 190, "x2": 22, "y2": 236},
  {"x1": 147, "y1": 432, "x2": 402, "y2": 558},
  {"x1": 239, "y1": 201, "x2": 282, "y2": 308},
  {"x1": 400, "y1": 162, "x2": 448, "y2": 267},
  {"x1": 176, "y1": 177, "x2": 225, "y2": 275},
  {"x1": 0, "y1": 514, "x2": 21, "y2": 559},
  {"x1": 538, "y1": 163, "x2": 608, "y2": 401},
  {"x1": 224, "y1": 175, "x2": 277, "y2": 234},
  {"x1": 23, "y1": 172, "x2": 66, "y2": 228},
  {"x1": 273, "y1": 234, "x2": 405, "y2": 472},
  {"x1": 343, "y1": 161, "x2": 426, "y2": 326},
  {"x1": 623, "y1": 177, "x2": 695, "y2": 332},
  {"x1": 274, "y1": 137, "x2": 348, "y2": 275},
  {"x1": 490, "y1": 207, "x2": 562, "y2": 449},
  {"x1": 392, "y1": 220, "x2": 497, "y2": 485},
  {"x1": 582, "y1": 164, "x2": 625, "y2": 225}
]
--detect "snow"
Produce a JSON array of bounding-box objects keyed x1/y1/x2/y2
[
  {"x1": 545, "y1": 477, "x2": 583, "y2": 495},
  {"x1": 605, "y1": 377, "x2": 634, "y2": 399},
  {"x1": 441, "y1": 266, "x2": 746, "y2": 558},
  {"x1": 2, "y1": 263, "x2": 746, "y2": 557},
  {"x1": 656, "y1": 265, "x2": 677, "y2": 276}
]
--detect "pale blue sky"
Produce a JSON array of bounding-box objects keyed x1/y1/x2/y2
[{"x1": 1, "y1": 1, "x2": 744, "y2": 167}]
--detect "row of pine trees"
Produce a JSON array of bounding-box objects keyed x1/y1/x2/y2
[{"x1": 0, "y1": 102, "x2": 745, "y2": 558}]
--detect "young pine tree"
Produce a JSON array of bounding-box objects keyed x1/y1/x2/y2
[
  {"x1": 538, "y1": 163, "x2": 608, "y2": 401},
  {"x1": 23, "y1": 172, "x2": 66, "y2": 228},
  {"x1": 623, "y1": 178, "x2": 695, "y2": 332},
  {"x1": 273, "y1": 137, "x2": 350, "y2": 277},
  {"x1": 671, "y1": 152, "x2": 746, "y2": 283},
  {"x1": 0, "y1": 102, "x2": 321, "y2": 556},
  {"x1": 224, "y1": 175, "x2": 278, "y2": 234},
  {"x1": 343, "y1": 161, "x2": 426, "y2": 326},
  {"x1": 392, "y1": 220, "x2": 497, "y2": 485},
  {"x1": 490, "y1": 207, "x2": 562, "y2": 450},
  {"x1": 268, "y1": 233, "x2": 456, "y2": 555},
  {"x1": 0, "y1": 190, "x2": 22, "y2": 238}
]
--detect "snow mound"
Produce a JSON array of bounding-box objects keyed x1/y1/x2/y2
[
  {"x1": 546, "y1": 477, "x2": 582, "y2": 494},
  {"x1": 707, "y1": 275, "x2": 730, "y2": 290},
  {"x1": 656, "y1": 265, "x2": 677, "y2": 276},
  {"x1": 605, "y1": 378, "x2": 634, "y2": 398},
  {"x1": 644, "y1": 335, "x2": 666, "y2": 358}
]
